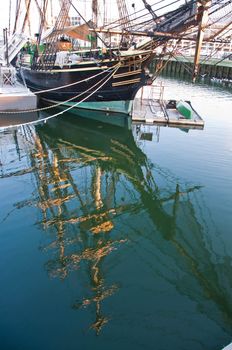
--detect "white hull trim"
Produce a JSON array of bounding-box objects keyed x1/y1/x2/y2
[{"x1": 42, "y1": 98, "x2": 134, "y2": 115}]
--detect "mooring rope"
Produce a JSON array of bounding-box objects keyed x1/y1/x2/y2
[
  {"x1": 33, "y1": 63, "x2": 120, "y2": 94},
  {"x1": 0, "y1": 64, "x2": 120, "y2": 131},
  {"x1": 0, "y1": 63, "x2": 120, "y2": 115}
]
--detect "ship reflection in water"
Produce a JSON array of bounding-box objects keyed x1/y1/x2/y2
[
  {"x1": 32, "y1": 115, "x2": 152, "y2": 334},
  {"x1": 1, "y1": 112, "x2": 232, "y2": 348}
]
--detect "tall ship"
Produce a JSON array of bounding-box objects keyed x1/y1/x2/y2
[{"x1": 3, "y1": 0, "x2": 231, "y2": 122}]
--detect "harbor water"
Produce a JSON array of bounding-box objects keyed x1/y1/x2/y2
[{"x1": 0, "y1": 76, "x2": 232, "y2": 350}]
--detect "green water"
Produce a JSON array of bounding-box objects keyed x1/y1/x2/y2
[{"x1": 0, "y1": 77, "x2": 232, "y2": 350}]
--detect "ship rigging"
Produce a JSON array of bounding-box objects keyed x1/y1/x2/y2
[{"x1": 2, "y1": 0, "x2": 232, "y2": 122}]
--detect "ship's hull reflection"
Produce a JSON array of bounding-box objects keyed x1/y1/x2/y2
[{"x1": 28, "y1": 113, "x2": 232, "y2": 339}]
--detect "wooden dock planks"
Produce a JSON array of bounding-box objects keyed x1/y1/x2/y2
[{"x1": 132, "y1": 97, "x2": 204, "y2": 129}]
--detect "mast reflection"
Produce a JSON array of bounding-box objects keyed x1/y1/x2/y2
[{"x1": 1, "y1": 114, "x2": 232, "y2": 337}]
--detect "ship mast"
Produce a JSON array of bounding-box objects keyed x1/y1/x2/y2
[
  {"x1": 91, "y1": 0, "x2": 98, "y2": 49},
  {"x1": 141, "y1": 0, "x2": 157, "y2": 20},
  {"x1": 13, "y1": 0, "x2": 21, "y2": 34},
  {"x1": 21, "y1": 0, "x2": 32, "y2": 35},
  {"x1": 116, "y1": 0, "x2": 133, "y2": 47},
  {"x1": 8, "y1": 0, "x2": 12, "y2": 33},
  {"x1": 116, "y1": 0, "x2": 131, "y2": 30},
  {"x1": 37, "y1": 0, "x2": 49, "y2": 44},
  {"x1": 36, "y1": 0, "x2": 71, "y2": 70},
  {"x1": 192, "y1": 0, "x2": 211, "y2": 82}
]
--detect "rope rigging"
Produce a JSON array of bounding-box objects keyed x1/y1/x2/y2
[
  {"x1": 0, "y1": 64, "x2": 120, "y2": 115},
  {"x1": 5, "y1": 0, "x2": 231, "y2": 98},
  {"x1": 100, "y1": 0, "x2": 231, "y2": 43},
  {"x1": 11, "y1": 0, "x2": 231, "y2": 56},
  {"x1": 35, "y1": 0, "x2": 71, "y2": 70},
  {"x1": 0, "y1": 63, "x2": 120, "y2": 130}
]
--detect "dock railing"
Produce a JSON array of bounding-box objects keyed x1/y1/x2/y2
[
  {"x1": 149, "y1": 82, "x2": 165, "y2": 103},
  {"x1": 0, "y1": 66, "x2": 16, "y2": 86},
  {"x1": 139, "y1": 82, "x2": 164, "y2": 104},
  {"x1": 0, "y1": 32, "x2": 27, "y2": 66},
  {"x1": 149, "y1": 83, "x2": 169, "y2": 120},
  {"x1": 137, "y1": 83, "x2": 168, "y2": 121}
]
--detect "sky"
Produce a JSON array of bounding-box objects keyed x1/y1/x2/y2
[
  {"x1": 0, "y1": 0, "x2": 142, "y2": 37},
  {"x1": 0, "y1": 2, "x2": 10, "y2": 34},
  {"x1": 0, "y1": 0, "x2": 187, "y2": 38}
]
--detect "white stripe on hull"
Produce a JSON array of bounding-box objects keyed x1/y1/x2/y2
[{"x1": 43, "y1": 98, "x2": 133, "y2": 115}]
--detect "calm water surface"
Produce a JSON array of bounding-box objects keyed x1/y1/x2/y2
[{"x1": 0, "y1": 77, "x2": 232, "y2": 350}]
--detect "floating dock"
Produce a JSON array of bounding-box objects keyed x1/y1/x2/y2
[
  {"x1": 0, "y1": 66, "x2": 37, "y2": 112},
  {"x1": 132, "y1": 85, "x2": 204, "y2": 129}
]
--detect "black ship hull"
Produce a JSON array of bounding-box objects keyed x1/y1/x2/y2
[{"x1": 17, "y1": 52, "x2": 151, "y2": 120}]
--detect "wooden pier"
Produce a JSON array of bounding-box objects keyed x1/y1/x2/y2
[
  {"x1": 152, "y1": 57, "x2": 232, "y2": 82},
  {"x1": 132, "y1": 86, "x2": 204, "y2": 129}
]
